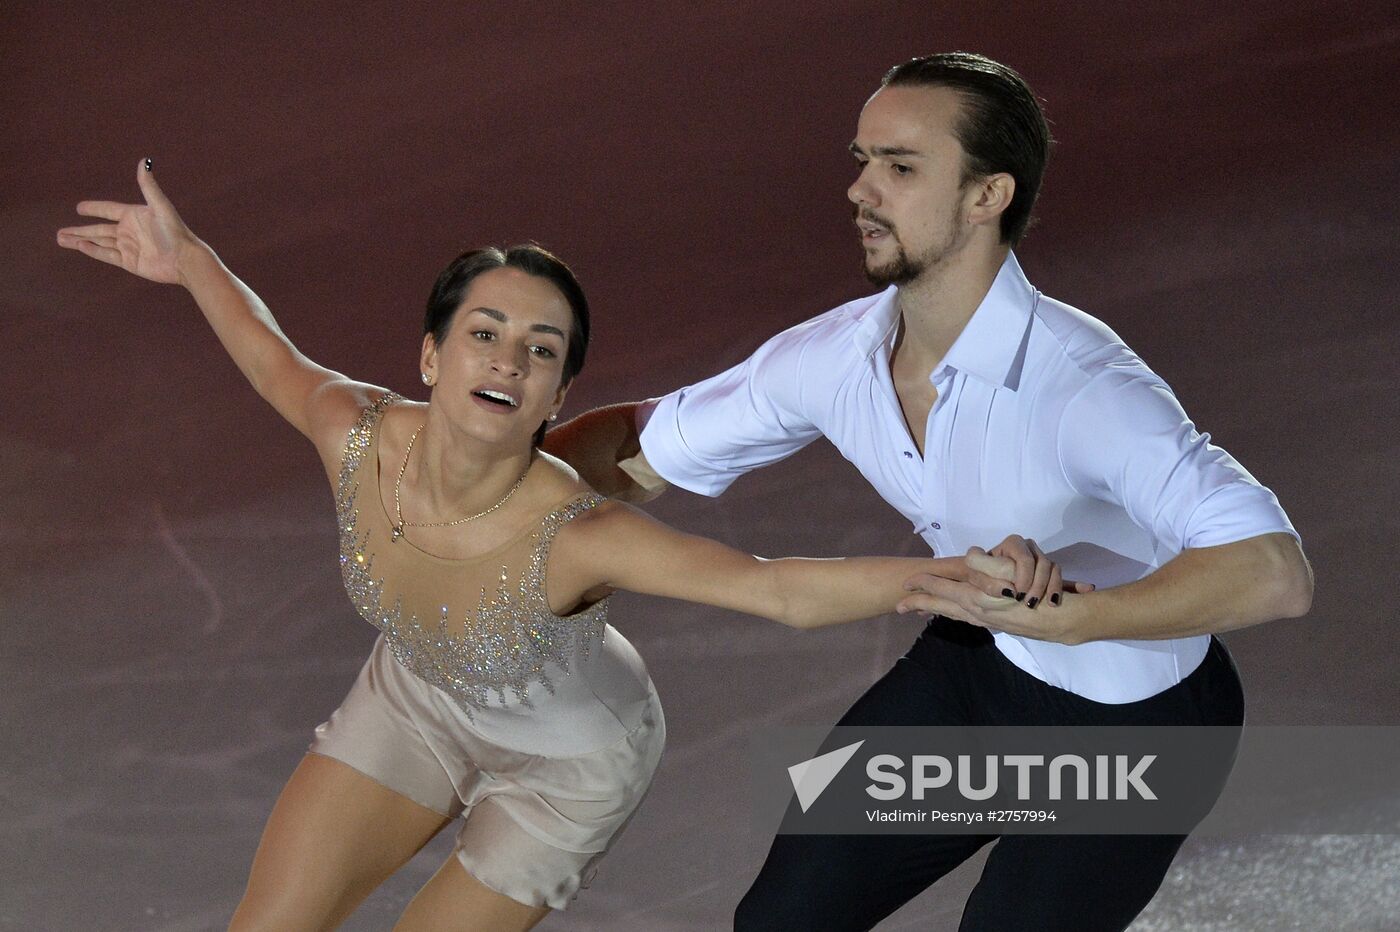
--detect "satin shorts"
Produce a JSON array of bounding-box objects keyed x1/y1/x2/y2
[{"x1": 309, "y1": 634, "x2": 666, "y2": 909}]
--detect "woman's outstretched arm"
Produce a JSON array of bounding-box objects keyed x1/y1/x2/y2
[
  {"x1": 553, "y1": 500, "x2": 1074, "y2": 630},
  {"x1": 56, "y1": 159, "x2": 367, "y2": 453}
]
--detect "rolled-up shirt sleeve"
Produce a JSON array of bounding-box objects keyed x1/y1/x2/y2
[
  {"x1": 1057, "y1": 367, "x2": 1299, "y2": 552},
  {"x1": 638, "y1": 326, "x2": 823, "y2": 497}
]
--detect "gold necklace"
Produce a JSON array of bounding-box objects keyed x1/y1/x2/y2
[{"x1": 391, "y1": 423, "x2": 529, "y2": 543}]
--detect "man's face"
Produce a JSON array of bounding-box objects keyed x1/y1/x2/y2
[{"x1": 847, "y1": 84, "x2": 976, "y2": 286}]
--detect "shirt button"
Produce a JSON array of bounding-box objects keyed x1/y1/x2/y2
[
  {"x1": 931, "y1": 522, "x2": 941, "y2": 530},
  {"x1": 903, "y1": 451, "x2": 914, "y2": 459}
]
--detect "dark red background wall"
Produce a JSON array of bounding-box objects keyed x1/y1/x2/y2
[{"x1": 4, "y1": 3, "x2": 1397, "y2": 928}]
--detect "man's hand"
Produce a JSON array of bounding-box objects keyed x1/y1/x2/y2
[
  {"x1": 898, "y1": 536, "x2": 1095, "y2": 643},
  {"x1": 543, "y1": 403, "x2": 662, "y2": 502}
]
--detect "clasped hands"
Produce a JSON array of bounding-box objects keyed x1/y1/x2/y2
[{"x1": 899, "y1": 536, "x2": 1095, "y2": 644}]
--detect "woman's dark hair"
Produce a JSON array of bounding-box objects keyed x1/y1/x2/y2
[
  {"x1": 423, "y1": 243, "x2": 590, "y2": 446},
  {"x1": 882, "y1": 52, "x2": 1051, "y2": 245}
]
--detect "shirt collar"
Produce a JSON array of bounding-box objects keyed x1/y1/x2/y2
[
  {"x1": 852, "y1": 252, "x2": 1037, "y2": 392},
  {"x1": 941, "y1": 251, "x2": 1036, "y2": 391}
]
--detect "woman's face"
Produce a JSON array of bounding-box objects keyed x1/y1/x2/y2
[{"x1": 420, "y1": 266, "x2": 573, "y2": 447}]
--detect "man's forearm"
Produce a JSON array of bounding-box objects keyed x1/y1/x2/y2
[
  {"x1": 544, "y1": 403, "x2": 658, "y2": 501},
  {"x1": 1061, "y1": 532, "x2": 1314, "y2": 643}
]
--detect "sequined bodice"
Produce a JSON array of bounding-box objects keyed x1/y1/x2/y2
[{"x1": 335, "y1": 393, "x2": 609, "y2": 719}]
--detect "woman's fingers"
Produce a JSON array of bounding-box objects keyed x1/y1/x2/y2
[
  {"x1": 966, "y1": 549, "x2": 1016, "y2": 586},
  {"x1": 75, "y1": 200, "x2": 128, "y2": 221},
  {"x1": 58, "y1": 222, "x2": 119, "y2": 241},
  {"x1": 990, "y1": 535, "x2": 1035, "y2": 599},
  {"x1": 1046, "y1": 562, "x2": 1064, "y2": 606},
  {"x1": 57, "y1": 234, "x2": 119, "y2": 254},
  {"x1": 1025, "y1": 539, "x2": 1052, "y2": 608},
  {"x1": 985, "y1": 538, "x2": 1099, "y2": 608},
  {"x1": 135, "y1": 157, "x2": 175, "y2": 212},
  {"x1": 70, "y1": 237, "x2": 124, "y2": 267},
  {"x1": 959, "y1": 551, "x2": 1006, "y2": 597},
  {"x1": 965, "y1": 567, "x2": 1019, "y2": 601},
  {"x1": 57, "y1": 160, "x2": 191, "y2": 285}
]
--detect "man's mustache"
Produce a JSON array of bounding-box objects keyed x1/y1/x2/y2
[{"x1": 853, "y1": 206, "x2": 895, "y2": 233}]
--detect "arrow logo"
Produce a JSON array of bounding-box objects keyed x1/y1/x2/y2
[{"x1": 788, "y1": 740, "x2": 866, "y2": 812}]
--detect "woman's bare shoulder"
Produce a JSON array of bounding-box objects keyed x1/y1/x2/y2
[
  {"x1": 373, "y1": 395, "x2": 427, "y2": 452},
  {"x1": 537, "y1": 453, "x2": 638, "y2": 542},
  {"x1": 309, "y1": 383, "x2": 417, "y2": 481}
]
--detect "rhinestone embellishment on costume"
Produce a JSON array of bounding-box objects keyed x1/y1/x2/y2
[{"x1": 335, "y1": 393, "x2": 607, "y2": 719}]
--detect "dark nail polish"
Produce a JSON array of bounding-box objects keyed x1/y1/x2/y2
[
  {"x1": 1015, "y1": 592, "x2": 1026, "y2": 602},
  {"x1": 144, "y1": 158, "x2": 153, "y2": 172},
  {"x1": 1001, "y1": 588, "x2": 1015, "y2": 598},
  {"x1": 1026, "y1": 597, "x2": 1039, "y2": 609},
  {"x1": 1051, "y1": 593, "x2": 1061, "y2": 606}
]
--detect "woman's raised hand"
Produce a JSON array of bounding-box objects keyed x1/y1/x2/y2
[{"x1": 56, "y1": 158, "x2": 195, "y2": 285}]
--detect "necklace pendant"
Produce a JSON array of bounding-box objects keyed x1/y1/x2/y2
[{"x1": 390, "y1": 525, "x2": 403, "y2": 543}]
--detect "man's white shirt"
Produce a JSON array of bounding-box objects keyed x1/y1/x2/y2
[{"x1": 638, "y1": 252, "x2": 1297, "y2": 703}]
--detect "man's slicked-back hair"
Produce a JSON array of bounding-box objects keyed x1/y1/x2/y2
[{"x1": 882, "y1": 52, "x2": 1051, "y2": 245}]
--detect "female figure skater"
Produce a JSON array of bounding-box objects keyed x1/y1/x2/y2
[{"x1": 57, "y1": 161, "x2": 1075, "y2": 931}]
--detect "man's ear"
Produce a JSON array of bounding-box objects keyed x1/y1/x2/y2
[{"x1": 966, "y1": 172, "x2": 1015, "y2": 231}]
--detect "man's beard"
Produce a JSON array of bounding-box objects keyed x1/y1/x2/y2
[
  {"x1": 863, "y1": 238, "x2": 922, "y2": 286},
  {"x1": 860, "y1": 211, "x2": 965, "y2": 287}
]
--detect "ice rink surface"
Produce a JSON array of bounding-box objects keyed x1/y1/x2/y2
[{"x1": 3, "y1": 2, "x2": 1398, "y2": 929}]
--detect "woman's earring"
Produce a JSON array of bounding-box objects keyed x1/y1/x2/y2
[
  {"x1": 548, "y1": 413, "x2": 558, "y2": 422},
  {"x1": 422, "y1": 373, "x2": 433, "y2": 386}
]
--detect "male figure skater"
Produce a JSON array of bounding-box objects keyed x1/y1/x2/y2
[{"x1": 548, "y1": 52, "x2": 1313, "y2": 931}]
